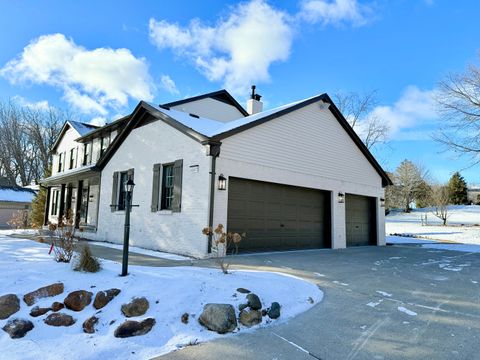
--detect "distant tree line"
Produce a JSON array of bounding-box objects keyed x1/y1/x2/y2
[
  {"x1": 386, "y1": 160, "x2": 471, "y2": 225},
  {"x1": 0, "y1": 100, "x2": 66, "y2": 186}
]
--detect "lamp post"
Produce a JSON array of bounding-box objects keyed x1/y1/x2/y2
[{"x1": 121, "y1": 177, "x2": 135, "y2": 276}]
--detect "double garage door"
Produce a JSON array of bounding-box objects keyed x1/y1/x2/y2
[{"x1": 227, "y1": 178, "x2": 376, "y2": 253}]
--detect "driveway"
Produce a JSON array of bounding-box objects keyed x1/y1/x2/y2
[{"x1": 88, "y1": 242, "x2": 480, "y2": 359}]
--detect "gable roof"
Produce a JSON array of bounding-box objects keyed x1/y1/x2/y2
[
  {"x1": 51, "y1": 120, "x2": 99, "y2": 152},
  {"x1": 162, "y1": 89, "x2": 249, "y2": 117},
  {"x1": 76, "y1": 115, "x2": 131, "y2": 143},
  {"x1": 97, "y1": 94, "x2": 392, "y2": 187}
]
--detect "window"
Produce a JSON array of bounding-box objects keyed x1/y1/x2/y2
[
  {"x1": 58, "y1": 153, "x2": 63, "y2": 172},
  {"x1": 117, "y1": 171, "x2": 128, "y2": 211},
  {"x1": 151, "y1": 159, "x2": 183, "y2": 212},
  {"x1": 51, "y1": 190, "x2": 59, "y2": 215},
  {"x1": 161, "y1": 164, "x2": 174, "y2": 210},
  {"x1": 83, "y1": 143, "x2": 90, "y2": 165},
  {"x1": 111, "y1": 169, "x2": 134, "y2": 212},
  {"x1": 100, "y1": 135, "x2": 110, "y2": 157},
  {"x1": 69, "y1": 149, "x2": 75, "y2": 169}
]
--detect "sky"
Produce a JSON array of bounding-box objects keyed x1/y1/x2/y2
[{"x1": 0, "y1": 0, "x2": 479, "y2": 183}]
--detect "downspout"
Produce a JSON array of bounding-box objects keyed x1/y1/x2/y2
[{"x1": 206, "y1": 141, "x2": 221, "y2": 254}]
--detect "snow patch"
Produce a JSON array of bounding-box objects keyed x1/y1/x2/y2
[
  {"x1": 376, "y1": 291, "x2": 392, "y2": 297},
  {"x1": 398, "y1": 306, "x2": 417, "y2": 316}
]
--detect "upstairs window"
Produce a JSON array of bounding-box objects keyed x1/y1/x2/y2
[
  {"x1": 83, "y1": 143, "x2": 90, "y2": 166},
  {"x1": 69, "y1": 149, "x2": 75, "y2": 169},
  {"x1": 58, "y1": 153, "x2": 63, "y2": 173},
  {"x1": 100, "y1": 135, "x2": 110, "y2": 157}
]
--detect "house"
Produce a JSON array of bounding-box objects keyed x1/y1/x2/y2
[
  {"x1": 467, "y1": 185, "x2": 480, "y2": 204},
  {"x1": 0, "y1": 185, "x2": 37, "y2": 228},
  {"x1": 43, "y1": 88, "x2": 391, "y2": 257}
]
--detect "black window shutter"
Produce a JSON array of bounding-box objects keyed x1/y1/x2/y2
[
  {"x1": 172, "y1": 159, "x2": 183, "y2": 213},
  {"x1": 151, "y1": 164, "x2": 161, "y2": 212},
  {"x1": 111, "y1": 172, "x2": 119, "y2": 212}
]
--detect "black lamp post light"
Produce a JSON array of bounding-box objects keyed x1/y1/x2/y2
[{"x1": 121, "y1": 177, "x2": 135, "y2": 276}]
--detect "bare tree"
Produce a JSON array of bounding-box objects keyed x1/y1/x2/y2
[
  {"x1": 0, "y1": 100, "x2": 64, "y2": 186},
  {"x1": 429, "y1": 184, "x2": 450, "y2": 225},
  {"x1": 435, "y1": 59, "x2": 480, "y2": 165},
  {"x1": 334, "y1": 90, "x2": 389, "y2": 149}
]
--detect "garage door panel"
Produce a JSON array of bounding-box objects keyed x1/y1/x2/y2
[
  {"x1": 227, "y1": 177, "x2": 331, "y2": 253},
  {"x1": 345, "y1": 194, "x2": 376, "y2": 246}
]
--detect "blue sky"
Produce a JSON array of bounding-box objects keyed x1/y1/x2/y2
[{"x1": 0, "y1": 0, "x2": 479, "y2": 183}]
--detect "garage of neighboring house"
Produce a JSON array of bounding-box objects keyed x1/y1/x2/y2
[
  {"x1": 345, "y1": 194, "x2": 377, "y2": 246},
  {"x1": 227, "y1": 177, "x2": 331, "y2": 253}
]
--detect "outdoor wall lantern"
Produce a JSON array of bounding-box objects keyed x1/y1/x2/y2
[
  {"x1": 338, "y1": 192, "x2": 345, "y2": 203},
  {"x1": 218, "y1": 174, "x2": 227, "y2": 190},
  {"x1": 380, "y1": 198, "x2": 386, "y2": 207},
  {"x1": 121, "y1": 177, "x2": 135, "y2": 276}
]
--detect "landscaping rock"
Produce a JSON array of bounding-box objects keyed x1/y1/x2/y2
[
  {"x1": 121, "y1": 297, "x2": 149, "y2": 317},
  {"x1": 238, "y1": 303, "x2": 248, "y2": 311},
  {"x1": 267, "y1": 302, "x2": 281, "y2": 319},
  {"x1": 82, "y1": 316, "x2": 99, "y2": 334},
  {"x1": 246, "y1": 293, "x2": 262, "y2": 310},
  {"x1": 23, "y1": 283, "x2": 64, "y2": 306},
  {"x1": 181, "y1": 313, "x2": 189, "y2": 324},
  {"x1": 198, "y1": 303, "x2": 237, "y2": 334},
  {"x1": 30, "y1": 306, "x2": 50, "y2": 317},
  {"x1": 2, "y1": 319, "x2": 34, "y2": 338},
  {"x1": 44, "y1": 313, "x2": 76, "y2": 327},
  {"x1": 0, "y1": 294, "x2": 20, "y2": 320},
  {"x1": 51, "y1": 302, "x2": 64, "y2": 312},
  {"x1": 236, "y1": 288, "x2": 251, "y2": 294},
  {"x1": 239, "y1": 309, "x2": 262, "y2": 327},
  {"x1": 93, "y1": 288, "x2": 121, "y2": 310},
  {"x1": 64, "y1": 290, "x2": 93, "y2": 311},
  {"x1": 114, "y1": 318, "x2": 156, "y2": 338}
]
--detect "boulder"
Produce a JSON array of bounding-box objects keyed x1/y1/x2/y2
[
  {"x1": 29, "y1": 306, "x2": 50, "y2": 317},
  {"x1": 198, "y1": 303, "x2": 237, "y2": 334},
  {"x1": 83, "y1": 316, "x2": 99, "y2": 334},
  {"x1": 114, "y1": 318, "x2": 156, "y2": 338},
  {"x1": 93, "y1": 289, "x2": 121, "y2": 310},
  {"x1": 23, "y1": 283, "x2": 64, "y2": 306},
  {"x1": 267, "y1": 302, "x2": 281, "y2": 319},
  {"x1": 0, "y1": 294, "x2": 20, "y2": 320},
  {"x1": 238, "y1": 303, "x2": 248, "y2": 311},
  {"x1": 64, "y1": 290, "x2": 93, "y2": 311},
  {"x1": 44, "y1": 313, "x2": 76, "y2": 327},
  {"x1": 239, "y1": 309, "x2": 262, "y2": 327},
  {"x1": 236, "y1": 288, "x2": 251, "y2": 294},
  {"x1": 121, "y1": 297, "x2": 149, "y2": 317},
  {"x1": 2, "y1": 319, "x2": 34, "y2": 339},
  {"x1": 246, "y1": 293, "x2": 262, "y2": 310},
  {"x1": 51, "y1": 302, "x2": 64, "y2": 312}
]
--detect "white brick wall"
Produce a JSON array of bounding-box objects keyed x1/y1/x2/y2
[{"x1": 93, "y1": 119, "x2": 211, "y2": 258}]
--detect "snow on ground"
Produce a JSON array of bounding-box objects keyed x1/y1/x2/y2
[
  {"x1": 0, "y1": 233, "x2": 322, "y2": 360},
  {"x1": 386, "y1": 205, "x2": 480, "y2": 245},
  {"x1": 87, "y1": 241, "x2": 191, "y2": 261}
]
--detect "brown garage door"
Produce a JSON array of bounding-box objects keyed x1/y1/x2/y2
[
  {"x1": 345, "y1": 194, "x2": 377, "y2": 246},
  {"x1": 227, "y1": 178, "x2": 330, "y2": 253}
]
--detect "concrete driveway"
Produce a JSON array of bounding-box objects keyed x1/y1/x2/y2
[{"x1": 144, "y1": 245, "x2": 480, "y2": 360}]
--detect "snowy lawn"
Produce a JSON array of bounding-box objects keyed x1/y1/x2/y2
[
  {"x1": 386, "y1": 205, "x2": 480, "y2": 244},
  {"x1": 0, "y1": 232, "x2": 322, "y2": 360}
]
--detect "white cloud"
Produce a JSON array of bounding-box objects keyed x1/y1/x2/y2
[
  {"x1": 299, "y1": 0, "x2": 371, "y2": 26},
  {"x1": 12, "y1": 95, "x2": 50, "y2": 111},
  {"x1": 369, "y1": 86, "x2": 438, "y2": 138},
  {"x1": 149, "y1": 0, "x2": 293, "y2": 95},
  {"x1": 160, "y1": 74, "x2": 179, "y2": 95},
  {"x1": 1, "y1": 34, "x2": 154, "y2": 115}
]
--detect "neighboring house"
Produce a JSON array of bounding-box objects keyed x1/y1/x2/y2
[
  {"x1": 43, "y1": 89, "x2": 391, "y2": 257},
  {"x1": 467, "y1": 185, "x2": 480, "y2": 204},
  {"x1": 0, "y1": 186, "x2": 37, "y2": 228}
]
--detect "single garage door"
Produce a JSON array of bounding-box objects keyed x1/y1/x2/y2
[
  {"x1": 345, "y1": 194, "x2": 377, "y2": 246},
  {"x1": 227, "y1": 177, "x2": 330, "y2": 253}
]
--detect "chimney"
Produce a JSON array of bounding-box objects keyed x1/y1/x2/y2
[{"x1": 246, "y1": 85, "x2": 263, "y2": 115}]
